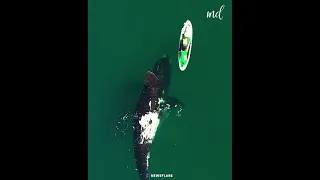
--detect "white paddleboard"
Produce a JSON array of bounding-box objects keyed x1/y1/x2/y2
[{"x1": 178, "y1": 20, "x2": 193, "y2": 71}]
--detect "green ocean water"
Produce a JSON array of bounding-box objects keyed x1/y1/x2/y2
[{"x1": 89, "y1": 0, "x2": 232, "y2": 180}]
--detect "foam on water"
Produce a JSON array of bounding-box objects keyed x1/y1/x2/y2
[
  {"x1": 176, "y1": 106, "x2": 183, "y2": 117},
  {"x1": 115, "y1": 97, "x2": 184, "y2": 144},
  {"x1": 158, "y1": 97, "x2": 165, "y2": 105},
  {"x1": 115, "y1": 109, "x2": 134, "y2": 143}
]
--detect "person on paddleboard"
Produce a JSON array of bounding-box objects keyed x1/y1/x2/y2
[
  {"x1": 180, "y1": 33, "x2": 190, "y2": 51},
  {"x1": 179, "y1": 33, "x2": 190, "y2": 61}
]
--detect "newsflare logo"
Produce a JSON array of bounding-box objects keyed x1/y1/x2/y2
[{"x1": 146, "y1": 173, "x2": 174, "y2": 178}]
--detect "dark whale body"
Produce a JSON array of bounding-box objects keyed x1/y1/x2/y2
[
  {"x1": 133, "y1": 71, "x2": 159, "y2": 180},
  {"x1": 133, "y1": 55, "x2": 183, "y2": 180}
]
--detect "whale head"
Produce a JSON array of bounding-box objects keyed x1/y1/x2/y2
[{"x1": 152, "y1": 54, "x2": 171, "y2": 96}]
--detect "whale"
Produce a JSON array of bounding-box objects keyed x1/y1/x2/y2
[{"x1": 133, "y1": 55, "x2": 183, "y2": 180}]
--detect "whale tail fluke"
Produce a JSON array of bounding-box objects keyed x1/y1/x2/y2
[{"x1": 144, "y1": 71, "x2": 158, "y2": 87}]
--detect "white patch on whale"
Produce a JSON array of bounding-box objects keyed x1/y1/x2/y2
[
  {"x1": 132, "y1": 95, "x2": 184, "y2": 172},
  {"x1": 138, "y1": 111, "x2": 160, "y2": 144},
  {"x1": 146, "y1": 152, "x2": 150, "y2": 168}
]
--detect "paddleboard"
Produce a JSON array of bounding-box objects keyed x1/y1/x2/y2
[{"x1": 178, "y1": 20, "x2": 193, "y2": 71}]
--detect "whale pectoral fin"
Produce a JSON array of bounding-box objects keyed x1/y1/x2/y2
[{"x1": 166, "y1": 96, "x2": 185, "y2": 109}]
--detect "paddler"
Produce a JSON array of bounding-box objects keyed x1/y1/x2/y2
[
  {"x1": 180, "y1": 31, "x2": 190, "y2": 51},
  {"x1": 180, "y1": 33, "x2": 189, "y2": 61}
]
